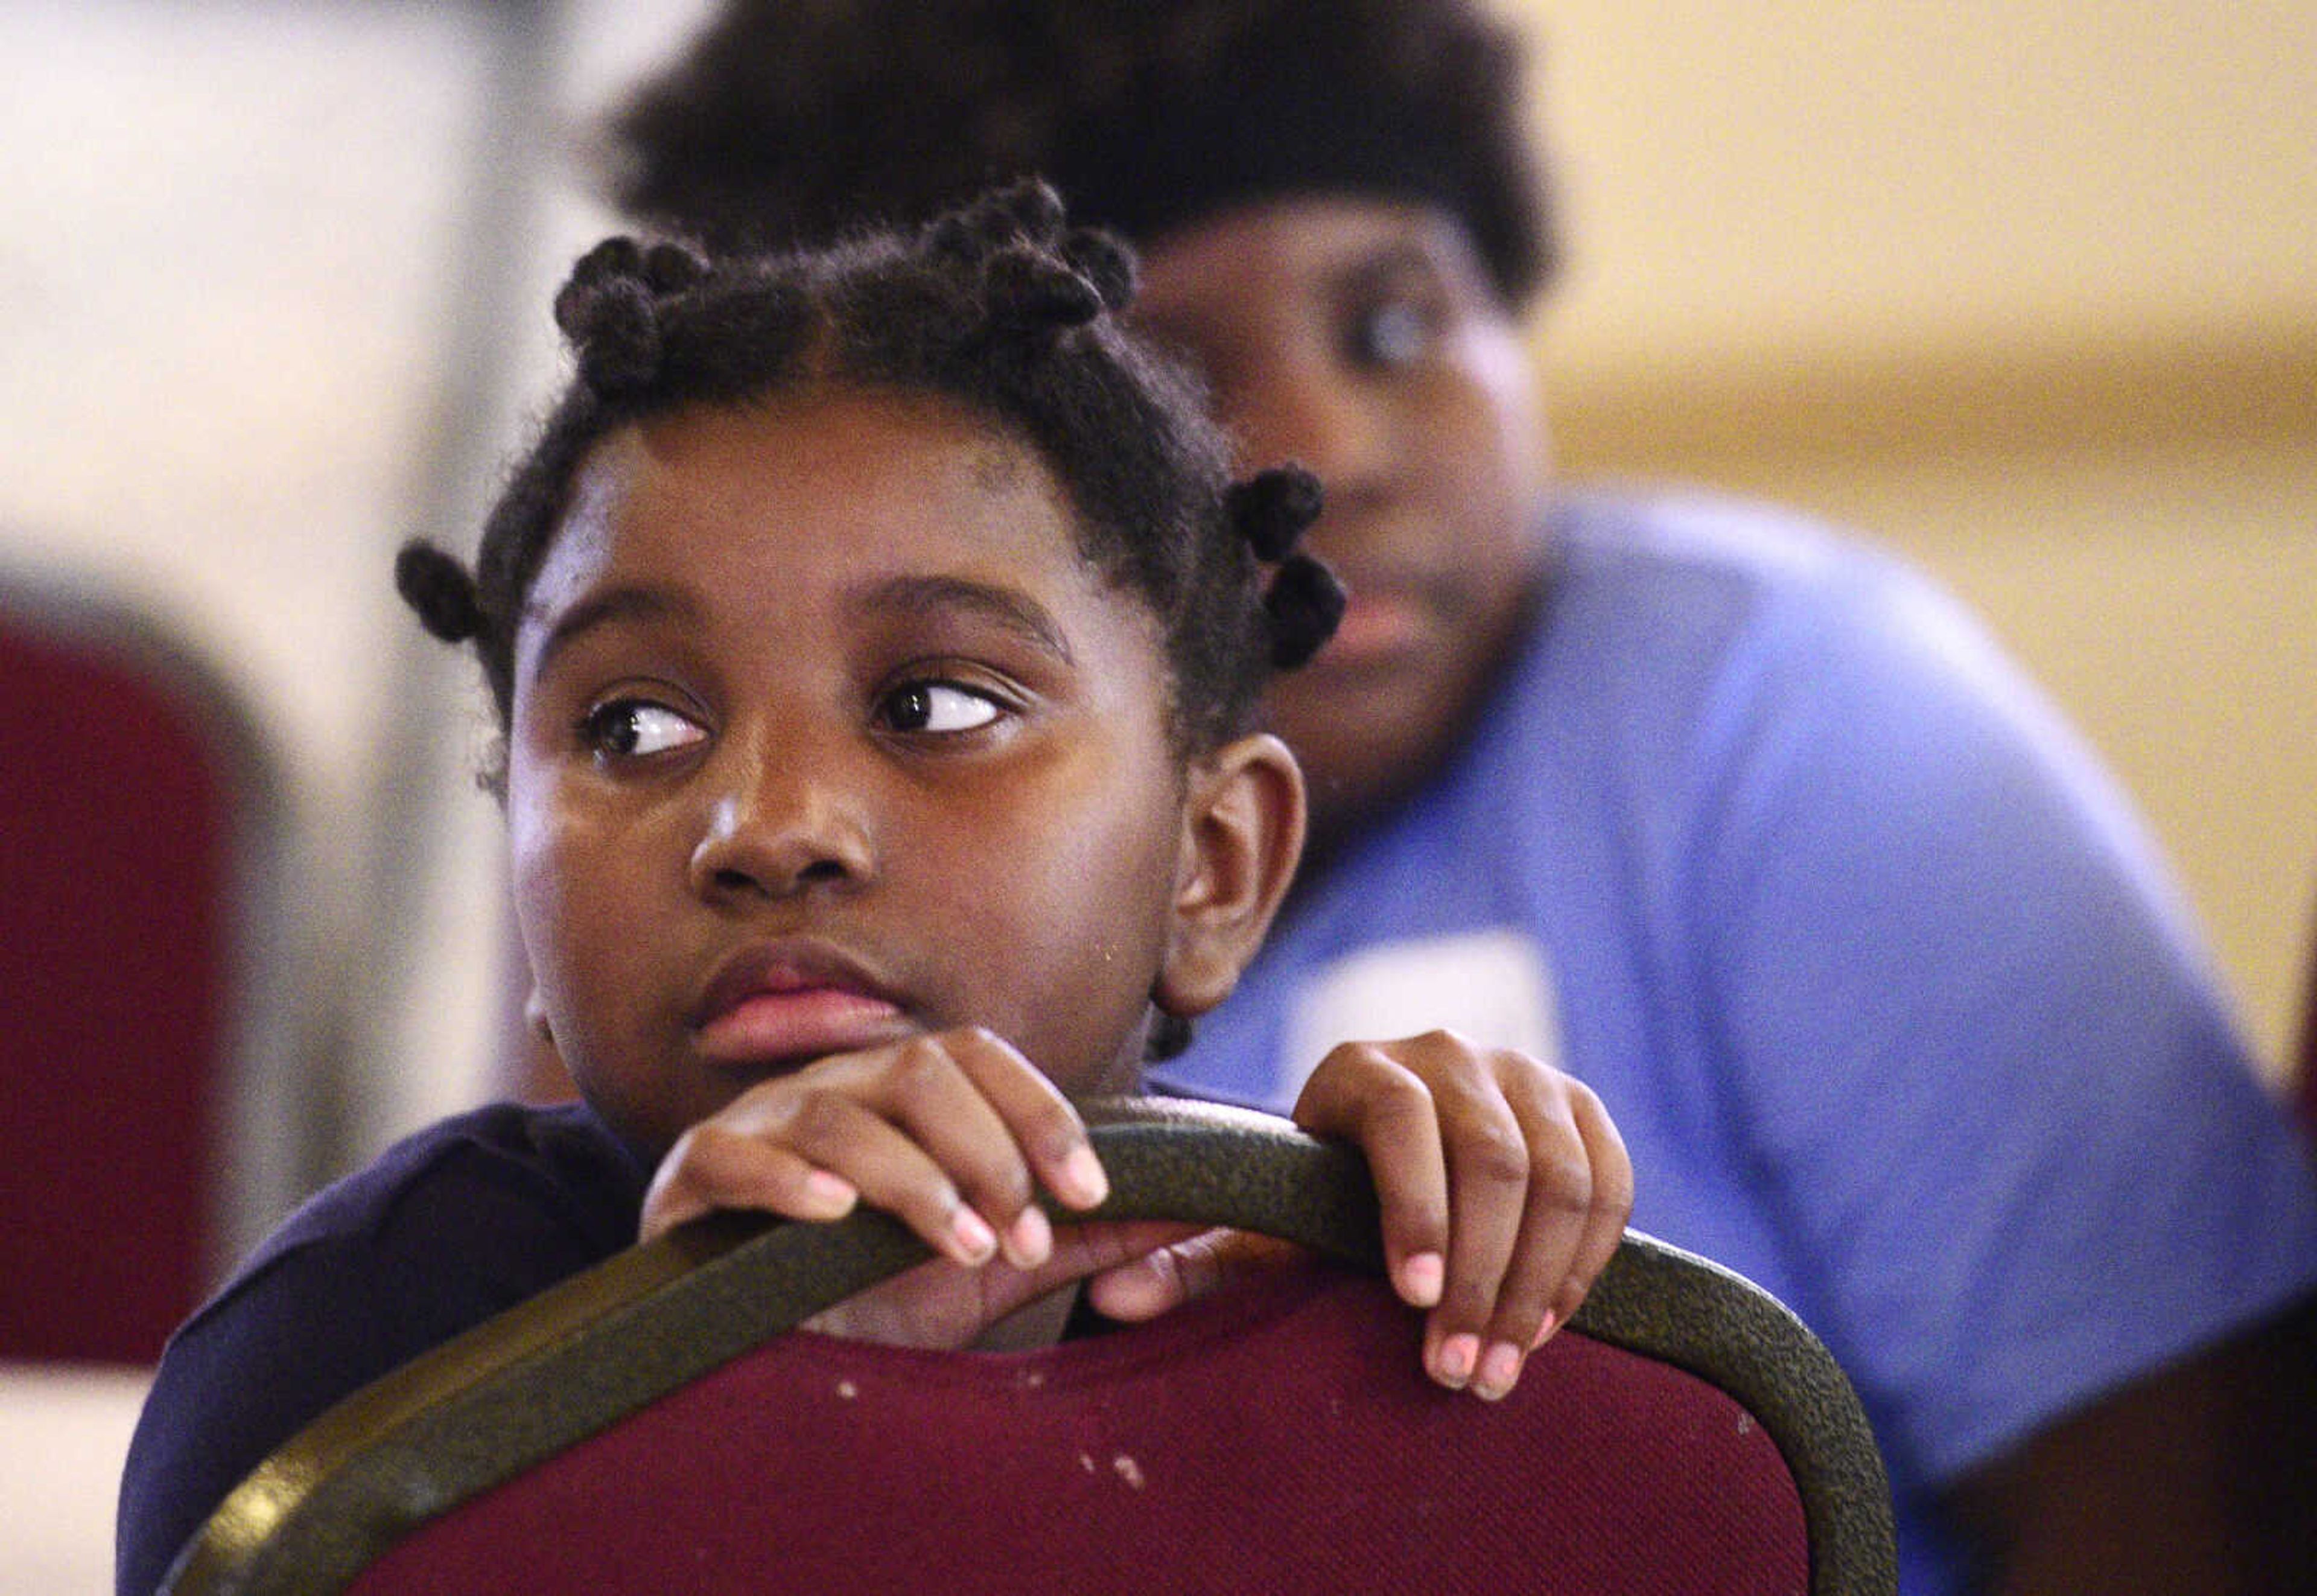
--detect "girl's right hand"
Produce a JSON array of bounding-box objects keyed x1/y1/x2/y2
[
  {"x1": 638, "y1": 1025, "x2": 1112, "y2": 1268},
  {"x1": 640, "y1": 1026, "x2": 1212, "y2": 1350}
]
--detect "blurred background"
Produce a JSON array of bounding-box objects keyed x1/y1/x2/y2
[{"x1": 4, "y1": 0, "x2": 2312, "y2": 1588}]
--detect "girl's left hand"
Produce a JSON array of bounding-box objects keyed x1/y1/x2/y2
[{"x1": 1089, "y1": 1032, "x2": 1632, "y2": 1400}]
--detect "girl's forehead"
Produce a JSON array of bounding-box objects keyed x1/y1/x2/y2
[
  {"x1": 515, "y1": 392, "x2": 1168, "y2": 679},
  {"x1": 545, "y1": 394, "x2": 1084, "y2": 596}
]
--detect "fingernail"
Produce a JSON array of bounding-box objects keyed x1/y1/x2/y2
[
  {"x1": 1472, "y1": 1341, "x2": 1523, "y2": 1401},
  {"x1": 1436, "y1": 1333, "x2": 1481, "y2": 1387},
  {"x1": 1399, "y1": 1251, "x2": 1445, "y2": 1308},
  {"x1": 802, "y1": 1169, "x2": 857, "y2": 1215},
  {"x1": 949, "y1": 1206, "x2": 998, "y2": 1264},
  {"x1": 1058, "y1": 1145, "x2": 1108, "y2": 1208},
  {"x1": 1531, "y1": 1309, "x2": 1561, "y2": 1350},
  {"x1": 1004, "y1": 1204, "x2": 1053, "y2": 1268}
]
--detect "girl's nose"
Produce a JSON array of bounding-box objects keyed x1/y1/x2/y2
[{"x1": 687, "y1": 741, "x2": 875, "y2": 903}]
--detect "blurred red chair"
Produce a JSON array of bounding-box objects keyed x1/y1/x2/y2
[
  {"x1": 0, "y1": 571, "x2": 309, "y2": 1364},
  {"x1": 167, "y1": 1099, "x2": 1896, "y2": 1595}
]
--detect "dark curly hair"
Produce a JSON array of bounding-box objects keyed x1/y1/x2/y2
[
  {"x1": 603, "y1": 0, "x2": 1556, "y2": 308},
  {"x1": 397, "y1": 181, "x2": 1343, "y2": 772}
]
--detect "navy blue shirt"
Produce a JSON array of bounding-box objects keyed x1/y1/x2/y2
[{"x1": 117, "y1": 1102, "x2": 649, "y2": 1596}]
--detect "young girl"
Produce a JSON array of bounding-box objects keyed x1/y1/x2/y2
[{"x1": 118, "y1": 183, "x2": 1630, "y2": 1595}]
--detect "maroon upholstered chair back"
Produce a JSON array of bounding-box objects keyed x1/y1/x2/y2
[
  {"x1": 0, "y1": 579, "x2": 284, "y2": 1364},
  {"x1": 168, "y1": 1100, "x2": 1898, "y2": 1595},
  {"x1": 349, "y1": 1268, "x2": 1809, "y2": 1596}
]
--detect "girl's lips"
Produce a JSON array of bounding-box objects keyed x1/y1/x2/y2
[
  {"x1": 693, "y1": 987, "x2": 909, "y2": 1069},
  {"x1": 690, "y1": 944, "x2": 912, "y2": 1069}
]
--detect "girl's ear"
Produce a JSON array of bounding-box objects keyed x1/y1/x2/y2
[{"x1": 1154, "y1": 733, "x2": 1306, "y2": 1021}]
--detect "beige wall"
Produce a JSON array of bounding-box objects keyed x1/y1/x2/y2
[{"x1": 1506, "y1": 0, "x2": 2317, "y2": 1077}]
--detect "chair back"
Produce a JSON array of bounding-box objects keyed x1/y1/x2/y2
[
  {"x1": 0, "y1": 573, "x2": 299, "y2": 1363},
  {"x1": 167, "y1": 1099, "x2": 1898, "y2": 1595}
]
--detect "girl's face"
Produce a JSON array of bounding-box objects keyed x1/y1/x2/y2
[{"x1": 505, "y1": 390, "x2": 1206, "y2": 1160}]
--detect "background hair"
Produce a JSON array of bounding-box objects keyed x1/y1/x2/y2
[
  {"x1": 396, "y1": 182, "x2": 1341, "y2": 767},
  {"x1": 605, "y1": 0, "x2": 1556, "y2": 307}
]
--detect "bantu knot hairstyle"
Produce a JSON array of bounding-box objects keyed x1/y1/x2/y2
[
  {"x1": 395, "y1": 540, "x2": 485, "y2": 646},
  {"x1": 398, "y1": 179, "x2": 1340, "y2": 762},
  {"x1": 550, "y1": 237, "x2": 708, "y2": 395},
  {"x1": 603, "y1": 0, "x2": 1556, "y2": 308},
  {"x1": 1228, "y1": 468, "x2": 1343, "y2": 669}
]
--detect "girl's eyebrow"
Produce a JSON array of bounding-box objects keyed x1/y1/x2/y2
[
  {"x1": 527, "y1": 583, "x2": 701, "y2": 677},
  {"x1": 856, "y1": 574, "x2": 1075, "y2": 666}
]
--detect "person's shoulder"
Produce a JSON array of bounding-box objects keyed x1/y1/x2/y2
[
  {"x1": 142, "y1": 1099, "x2": 647, "y2": 1490},
  {"x1": 1548, "y1": 486, "x2": 1915, "y2": 609},
  {"x1": 195, "y1": 1100, "x2": 645, "y2": 1334},
  {"x1": 120, "y1": 1102, "x2": 644, "y2": 1596},
  {"x1": 1545, "y1": 486, "x2": 1993, "y2": 681}
]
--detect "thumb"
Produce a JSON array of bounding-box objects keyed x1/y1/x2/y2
[{"x1": 1084, "y1": 1230, "x2": 1299, "y2": 1322}]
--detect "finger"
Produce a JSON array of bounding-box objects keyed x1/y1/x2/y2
[
  {"x1": 1546, "y1": 1079, "x2": 1633, "y2": 1335},
  {"x1": 1047, "y1": 1219, "x2": 1210, "y2": 1309},
  {"x1": 946, "y1": 1028, "x2": 1108, "y2": 1212},
  {"x1": 1424, "y1": 1064, "x2": 1531, "y2": 1394},
  {"x1": 773, "y1": 1090, "x2": 1012, "y2": 1267},
  {"x1": 1293, "y1": 1045, "x2": 1449, "y2": 1312},
  {"x1": 1084, "y1": 1229, "x2": 1295, "y2": 1322},
  {"x1": 856, "y1": 1031, "x2": 1056, "y2": 1267},
  {"x1": 804, "y1": 1221, "x2": 1200, "y2": 1349},
  {"x1": 1466, "y1": 1082, "x2": 1597, "y2": 1399},
  {"x1": 639, "y1": 1119, "x2": 858, "y2": 1244}
]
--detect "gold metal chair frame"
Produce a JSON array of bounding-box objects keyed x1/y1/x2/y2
[{"x1": 167, "y1": 1097, "x2": 1897, "y2": 1595}]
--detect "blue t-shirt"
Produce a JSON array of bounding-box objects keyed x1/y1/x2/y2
[{"x1": 1157, "y1": 491, "x2": 2317, "y2": 1594}]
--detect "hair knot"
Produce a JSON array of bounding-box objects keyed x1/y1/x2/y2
[
  {"x1": 1062, "y1": 228, "x2": 1137, "y2": 313},
  {"x1": 926, "y1": 178, "x2": 1069, "y2": 268},
  {"x1": 989, "y1": 178, "x2": 1067, "y2": 243},
  {"x1": 569, "y1": 280, "x2": 664, "y2": 393},
  {"x1": 1228, "y1": 465, "x2": 1324, "y2": 561},
  {"x1": 639, "y1": 238, "x2": 708, "y2": 294},
  {"x1": 395, "y1": 540, "x2": 488, "y2": 644},
  {"x1": 984, "y1": 246, "x2": 1105, "y2": 333},
  {"x1": 559, "y1": 237, "x2": 647, "y2": 300},
  {"x1": 553, "y1": 235, "x2": 707, "y2": 396},
  {"x1": 1262, "y1": 552, "x2": 1347, "y2": 669}
]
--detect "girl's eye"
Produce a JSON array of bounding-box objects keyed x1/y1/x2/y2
[
  {"x1": 580, "y1": 699, "x2": 706, "y2": 759},
  {"x1": 879, "y1": 681, "x2": 1002, "y2": 735},
  {"x1": 1346, "y1": 297, "x2": 1436, "y2": 369}
]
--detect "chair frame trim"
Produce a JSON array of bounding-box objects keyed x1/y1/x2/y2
[{"x1": 165, "y1": 1097, "x2": 1895, "y2": 1595}]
